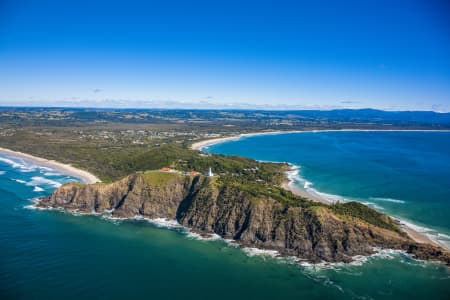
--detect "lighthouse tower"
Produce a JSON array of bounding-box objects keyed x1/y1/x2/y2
[{"x1": 208, "y1": 167, "x2": 213, "y2": 177}]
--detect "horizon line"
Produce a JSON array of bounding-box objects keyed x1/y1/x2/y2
[{"x1": 0, "y1": 105, "x2": 449, "y2": 114}]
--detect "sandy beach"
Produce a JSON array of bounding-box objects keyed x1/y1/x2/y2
[
  {"x1": 283, "y1": 172, "x2": 445, "y2": 248},
  {"x1": 0, "y1": 147, "x2": 101, "y2": 184},
  {"x1": 399, "y1": 225, "x2": 441, "y2": 247},
  {"x1": 282, "y1": 166, "x2": 333, "y2": 205},
  {"x1": 192, "y1": 129, "x2": 345, "y2": 206},
  {"x1": 191, "y1": 129, "x2": 450, "y2": 152},
  {"x1": 190, "y1": 130, "x2": 302, "y2": 151},
  {"x1": 191, "y1": 130, "x2": 449, "y2": 250},
  {"x1": 283, "y1": 166, "x2": 444, "y2": 247},
  {"x1": 284, "y1": 167, "x2": 446, "y2": 249},
  {"x1": 282, "y1": 181, "x2": 332, "y2": 204},
  {"x1": 1, "y1": 137, "x2": 446, "y2": 250}
]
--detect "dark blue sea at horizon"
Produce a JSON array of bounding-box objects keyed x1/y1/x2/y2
[{"x1": 1, "y1": 131, "x2": 450, "y2": 299}]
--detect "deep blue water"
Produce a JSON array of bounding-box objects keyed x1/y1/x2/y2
[
  {"x1": 1, "y1": 135, "x2": 450, "y2": 299},
  {"x1": 206, "y1": 131, "x2": 450, "y2": 248}
]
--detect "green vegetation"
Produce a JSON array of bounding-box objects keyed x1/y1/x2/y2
[
  {"x1": 141, "y1": 171, "x2": 183, "y2": 187},
  {"x1": 217, "y1": 177, "x2": 316, "y2": 208},
  {"x1": 331, "y1": 201, "x2": 402, "y2": 234},
  {"x1": 1, "y1": 107, "x2": 447, "y2": 182},
  {"x1": 1, "y1": 107, "x2": 449, "y2": 129},
  {"x1": 0, "y1": 107, "x2": 416, "y2": 235},
  {"x1": 0, "y1": 125, "x2": 289, "y2": 183}
]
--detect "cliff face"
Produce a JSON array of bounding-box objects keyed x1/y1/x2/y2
[{"x1": 38, "y1": 172, "x2": 450, "y2": 264}]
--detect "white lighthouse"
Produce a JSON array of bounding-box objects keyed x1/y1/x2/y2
[{"x1": 208, "y1": 167, "x2": 214, "y2": 177}]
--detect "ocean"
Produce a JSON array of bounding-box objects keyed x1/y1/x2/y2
[
  {"x1": 1, "y1": 131, "x2": 450, "y2": 299},
  {"x1": 205, "y1": 131, "x2": 450, "y2": 248}
]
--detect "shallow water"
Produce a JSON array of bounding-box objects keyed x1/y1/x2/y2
[
  {"x1": 206, "y1": 131, "x2": 450, "y2": 248},
  {"x1": 1, "y1": 142, "x2": 449, "y2": 299}
]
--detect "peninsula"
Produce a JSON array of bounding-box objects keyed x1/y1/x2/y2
[
  {"x1": 1, "y1": 108, "x2": 449, "y2": 265},
  {"x1": 37, "y1": 168, "x2": 450, "y2": 265}
]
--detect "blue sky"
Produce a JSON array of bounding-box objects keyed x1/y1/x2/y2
[{"x1": 0, "y1": 0, "x2": 449, "y2": 111}]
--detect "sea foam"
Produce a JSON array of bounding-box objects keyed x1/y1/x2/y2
[
  {"x1": 284, "y1": 164, "x2": 450, "y2": 251},
  {"x1": 0, "y1": 157, "x2": 24, "y2": 169},
  {"x1": 43, "y1": 172, "x2": 62, "y2": 176},
  {"x1": 26, "y1": 176, "x2": 62, "y2": 188},
  {"x1": 398, "y1": 219, "x2": 450, "y2": 249},
  {"x1": 33, "y1": 186, "x2": 44, "y2": 192},
  {"x1": 370, "y1": 197, "x2": 406, "y2": 204},
  {"x1": 12, "y1": 179, "x2": 27, "y2": 184},
  {"x1": 285, "y1": 163, "x2": 348, "y2": 204},
  {"x1": 361, "y1": 201, "x2": 385, "y2": 210},
  {"x1": 26, "y1": 199, "x2": 442, "y2": 269},
  {"x1": 0, "y1": 156, "x2": 37, "y2": 172},
  {"x1": 242, "y1": 247, "x2": 280, "y2": 258}
]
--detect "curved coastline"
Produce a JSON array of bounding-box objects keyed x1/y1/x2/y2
[
  {"x1": 191, "y1": 130, "x2": 299, "y2": 151},
  {"x1": 0, "y1": 147, "x2": 101, "y2": 184},
  {"x1": 2, "y1": 135, "x2": 448, "y2": 253},
  {"x1": 2, "y1": 140, "x2": 448, "y2": 299},
  {"x1": 191, "y1": 129, "x2": 450, "y2": 151},
  {"x1": 191, "y1": 130, "x2": 449, "y2": 250}
]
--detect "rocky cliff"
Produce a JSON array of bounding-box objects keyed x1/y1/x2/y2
[{"x1": 38, "y1": 171, "x2": 450, "y2": 265}]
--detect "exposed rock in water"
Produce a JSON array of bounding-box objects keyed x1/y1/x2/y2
[{"x1": 38, "y1": 172, "x2": 450, "y2": 265}]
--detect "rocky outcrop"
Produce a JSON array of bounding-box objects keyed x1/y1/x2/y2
[{"x1": 38, "y1": 172, "x2": 450, "y2": 265}]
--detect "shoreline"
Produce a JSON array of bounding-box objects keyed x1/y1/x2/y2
[
  {"x1": 191, "y1": 130, "x2": 293, "y2": 151},
  {"x1": 2, "y1": 135, "x2": 448, "y2": 251},
  {"x1": 25, "y1": 201, "x2": 413, "y2": 267},
  {"x1": 192, "y1": 130, "x2": 449, "y2": 250},
  {"x1": 282, "y1": 165, "x2": 333, "y2": 205},
  {"x1": 400, "y1": 224, "x2": 441, "y2": 247},
  {"x1": 190, "y1": 129, "x2": 450, "y2": 151},
  {"x1": 283, "y1": 164, "x2": 444, "y2": 248},
  {"x1": 0, "y1": 147, "x2": 101, "y2": 184}
]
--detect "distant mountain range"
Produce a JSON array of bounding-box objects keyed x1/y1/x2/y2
[{"x1": 1, "y1": 107, "x2": 450, "y2": 128}]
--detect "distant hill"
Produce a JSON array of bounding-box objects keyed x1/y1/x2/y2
[{"x1": 1, "y1": 107, "x2": 449, "y2": 128}]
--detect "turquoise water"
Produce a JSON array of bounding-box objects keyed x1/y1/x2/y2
[
  {"x1": 1, "y1": 133, "x2": 450, "y2": 299},
  {"x1": 206, "y1": 131, "x2": 450, "y2": 248}
]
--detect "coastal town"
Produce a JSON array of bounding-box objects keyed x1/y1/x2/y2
[{"x1": 2, "y1": 0, "x2": 450, "y2": 298}]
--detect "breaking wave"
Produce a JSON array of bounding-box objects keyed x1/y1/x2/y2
[
  {"x1": 370, "y1": 197, "x2": 406, "y2": 204},
  {"x1": 26, "y1": 176, "x2": 62, "y2": 188},
  {"x1": 12, "y1": 179, "x2": 27, "y2": 184},
  {"x1": 43, "y1": 172, "x2": 62, "y2": 176},
  {"x1": 33, "y1": 186, "x2": 44, "y2": 192},
  {"x1": 284, "y1": 163, "x2": 450, "y2": 250}
]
